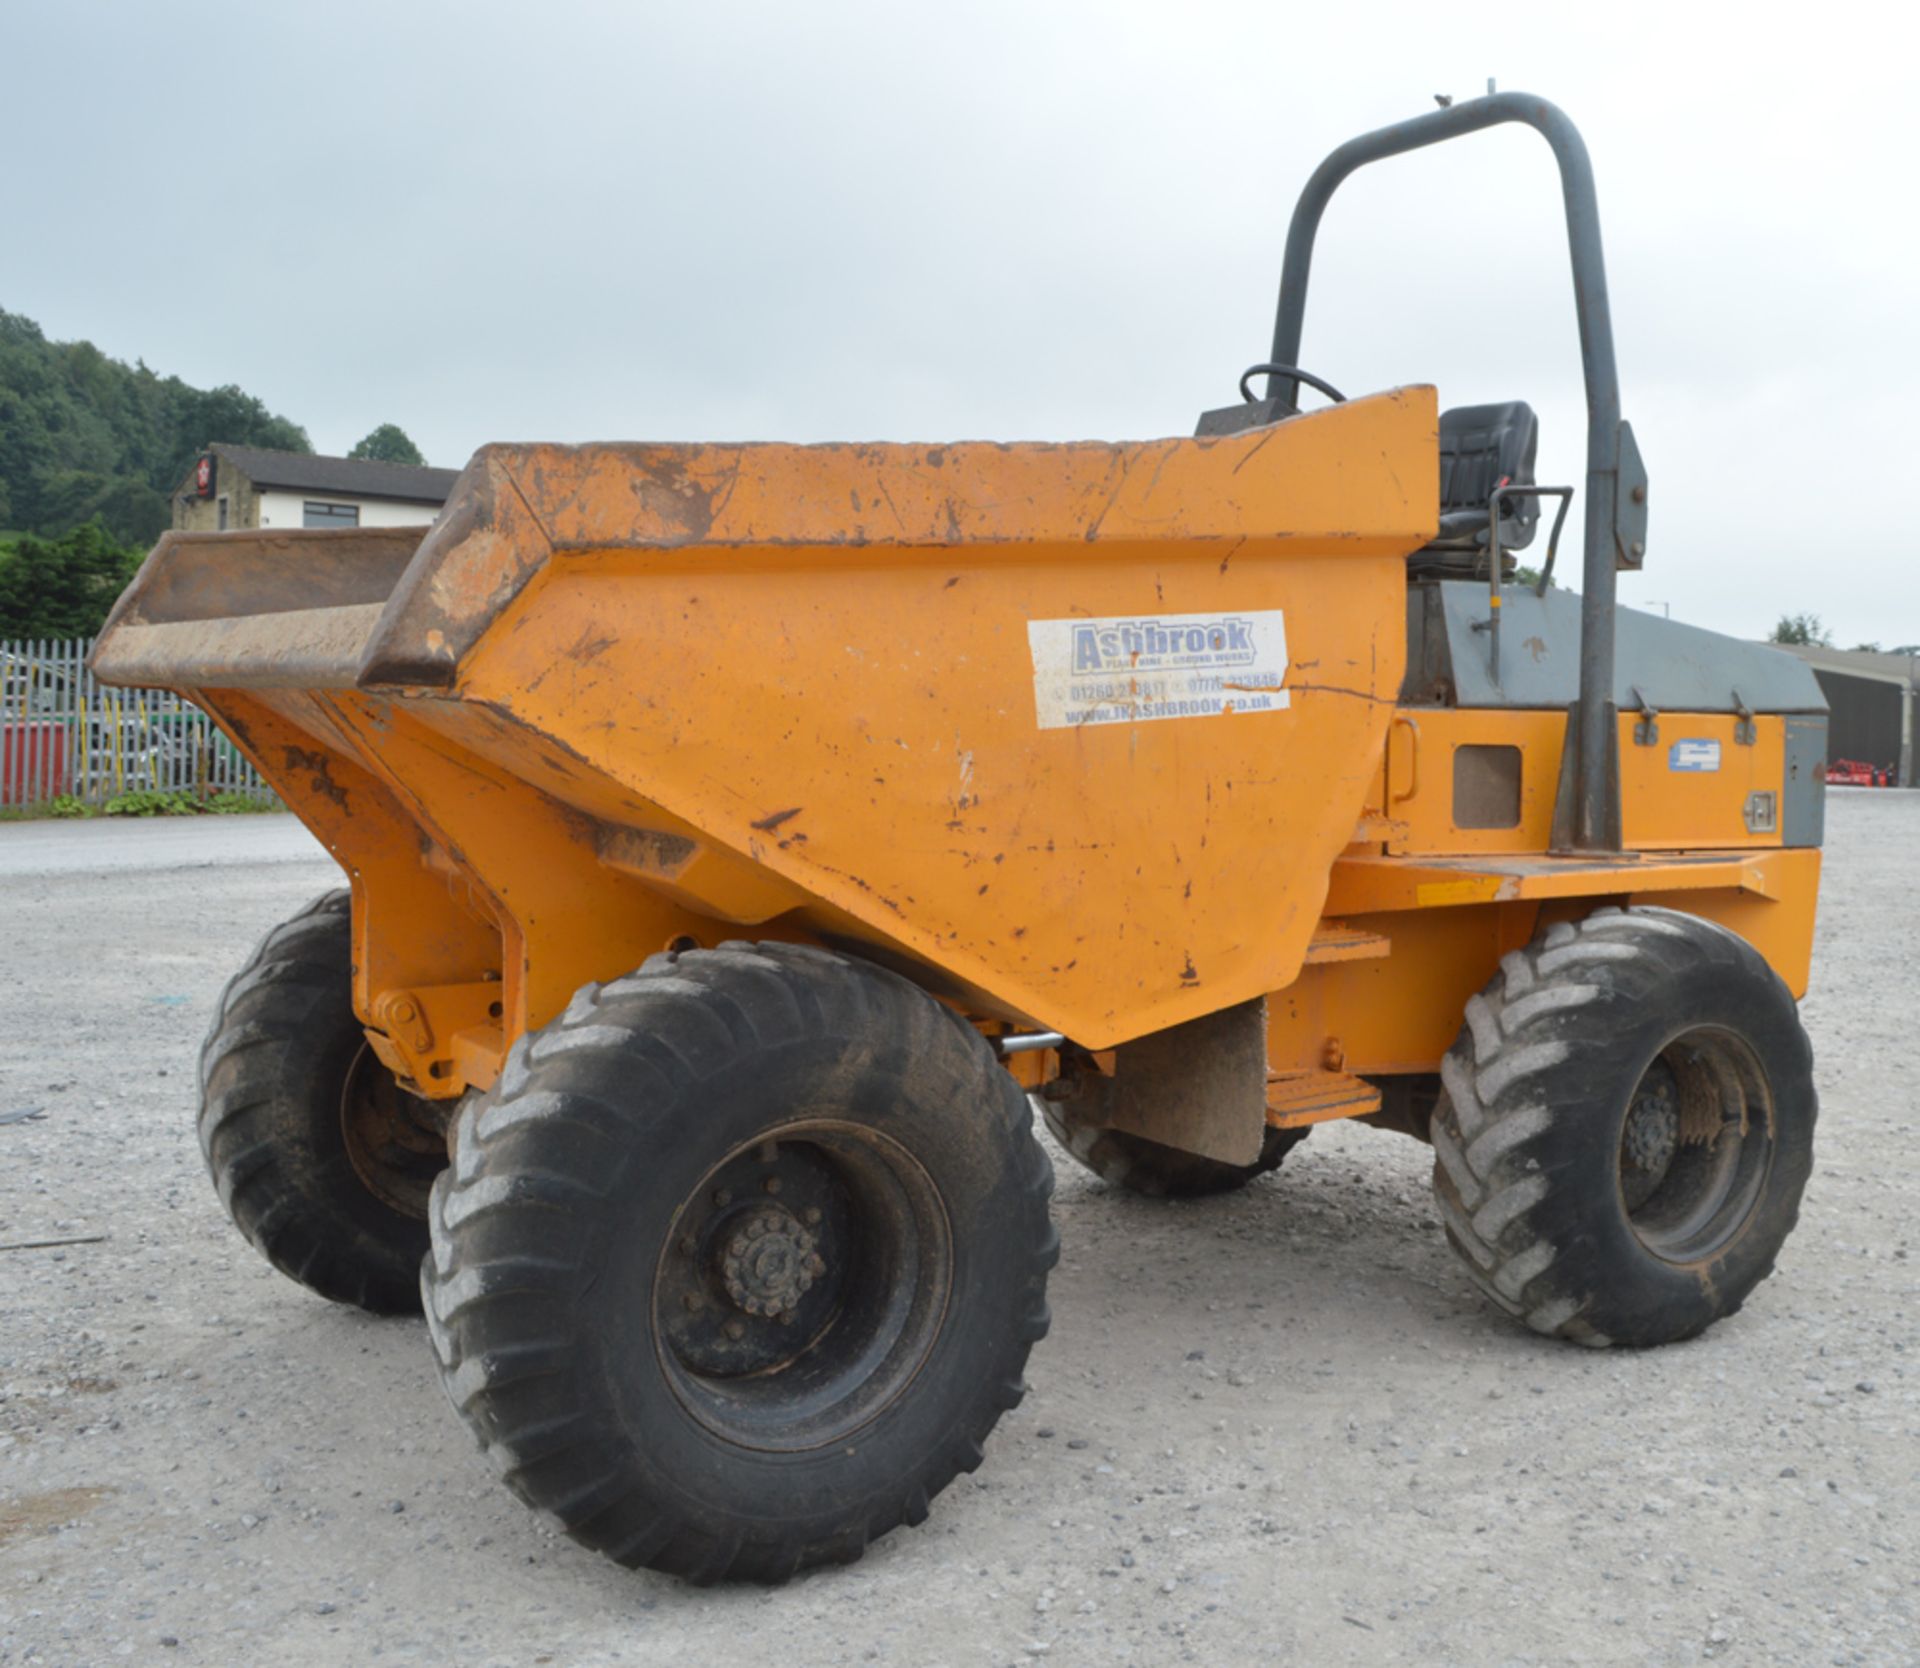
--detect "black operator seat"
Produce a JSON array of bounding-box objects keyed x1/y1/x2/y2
[{"x1": 1413, "y1": 402, "x2": 1540, "y2": 576}]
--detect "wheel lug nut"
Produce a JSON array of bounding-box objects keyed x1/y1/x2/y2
[
  {"x1": 680, "y1": 1234, "x2": 697, "y2": 1254},
  {"x1": 713, "y1": 1188, "x2": 732, "y2": 1206},
  {"x1": 804, "y1": 1207, "x2": 822, "y2": 1225},
  {"x1": 764, "y1": 1177, "x2": 783, "y2": 1195},
  {"x1": 683, "y1": 1292, "x2": 705, "y2": 1313},
  {"x1": 724, "y1": 1319, "x2": 746, "y2": 1341}
]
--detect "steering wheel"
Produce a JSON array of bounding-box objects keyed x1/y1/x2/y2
[{"x1": 1238, "y1": 363, "x2": 1348, "y2": 406}]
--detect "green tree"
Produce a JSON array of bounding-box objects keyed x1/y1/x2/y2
[
  {"x1": 0, "y1": 521, "x2": 144, "y2": 637},
  {"x1": 173, "y1": 384, "x2": 310, "y2": 463},
  {"x1": 347, "y1": 423, "x2": 426, "y2": 466},
  {"x1": 0, "y1": 307, "x2": 311, "y2": 546},
  {"x1": 32, "y1": 470, "x2": 170, "y2": 547},
  {"x1": 1769, "y1": 613, "x2": 1832, "y2": 648},
  {"x1": 85, "y1": 478, "x2": 170, "y2": 546}
]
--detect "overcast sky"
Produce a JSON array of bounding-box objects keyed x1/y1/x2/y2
[{"x1": 4, "y1": 1, "x2": 1914, "y2": 646}]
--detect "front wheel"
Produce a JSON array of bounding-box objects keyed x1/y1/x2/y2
[
  {"x1": 422, "y1": 942, "x2": 1057, "y2": 1583},
  {"x1": 198, "y1": 891, "x2": 441, "y2": 1314},
  {"x1": 1431, "y1": 906, "x2": 1816, "y2": 1348}
]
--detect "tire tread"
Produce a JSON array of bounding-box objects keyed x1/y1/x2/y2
[
  {"x1": 1429, "y1": 905, "x2": 1815, "y2": 1349},
  {"x1": 422, "y1": 941, "x2": 1055, "y2": 1583}
]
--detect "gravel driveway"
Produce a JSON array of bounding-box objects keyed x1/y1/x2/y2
[{"x1": 1, "y1": 798, "x2": 1914, "y2": 1666}]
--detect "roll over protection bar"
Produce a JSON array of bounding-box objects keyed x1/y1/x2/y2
[{"x1": 1267, "y1": 92, "x2": 1648, "y2": 851}]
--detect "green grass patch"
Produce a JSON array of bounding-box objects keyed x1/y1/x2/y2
[
  {"x1": 102, "y1": 788, "x2": 279, "y2": 816},
  {"x1": 0, "y1": 790, "x2": 280, "y2": 820}
]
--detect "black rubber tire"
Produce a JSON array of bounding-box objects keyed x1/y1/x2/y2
[
  {"x1": 1037, "y1": 1095, "x2": 1305, "y2": 1198},
  {"x1": 421, "y1": 941, "x2": 1058, "y2": 1584},
  {"x1": 1431, "y1": 906, "x2": 1816, "y2": 1348},
  {"x1": 198, "y1": 891, "x2": 432, "y2": 1314}
]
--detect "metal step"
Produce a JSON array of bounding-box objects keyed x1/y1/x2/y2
[{"x1": 1265, "y1": 1068, "x2": 1382, "y2": 1129}]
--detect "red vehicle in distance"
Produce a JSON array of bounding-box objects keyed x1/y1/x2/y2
[{"x1": 1826, "y1": 759, "x2": 1894, "y2": 786}]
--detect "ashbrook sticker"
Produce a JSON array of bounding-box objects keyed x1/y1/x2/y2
[{"x1": 1027, "y1": 610, "x2": 1290, "y2": 731}]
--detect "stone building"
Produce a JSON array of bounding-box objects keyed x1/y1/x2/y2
[{"x1": 172, "y1": 444, "x2": 460, "y2": 533}]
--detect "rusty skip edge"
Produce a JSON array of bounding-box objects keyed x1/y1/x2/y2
[
  {"x1": 87, "y1": 523, "x2": 430, "y2": 691},
  {"x1": 93, "y1": 400, "x2": 1436, "y2": 696},
  {"x1": 86, "y1": 461, "x2": 502, "y2": 693}
]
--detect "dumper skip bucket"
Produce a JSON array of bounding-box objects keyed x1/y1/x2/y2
[{"x1": 92, "y1": 389, "x2": 1436, "y2": 1096}]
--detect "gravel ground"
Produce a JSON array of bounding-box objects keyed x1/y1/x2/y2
[
  {"x1": 1, "y1": 796, "x2": 1914, "y2": 1667},
  {"x1": 0, "y1": 818, "x2": 325, "y2": 879}
]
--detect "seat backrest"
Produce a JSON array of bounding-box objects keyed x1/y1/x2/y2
[{"x1": 1434, "y1": 401, "x2": 1540, "y2": 550}]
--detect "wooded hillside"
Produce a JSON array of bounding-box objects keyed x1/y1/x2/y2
[{"x1": 0, "y1": 308, "x2": 311, "y2": 546}]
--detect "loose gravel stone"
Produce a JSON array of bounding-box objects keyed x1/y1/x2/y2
[{"x1": 0, "y1": 798, "x2": 1914, "y2": 1666}]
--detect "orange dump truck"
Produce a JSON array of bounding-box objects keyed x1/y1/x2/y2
[{"x1": 92, "y1": 92, "x2": 1825, "y2": 1582}]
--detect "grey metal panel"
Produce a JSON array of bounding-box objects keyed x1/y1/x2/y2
[
  {"x1": 1434, "y1": 583, "x2": 1828, "y2": 714},
  {"x1": 1782, "y1": 715, "x2": 1827, "y2": 848}
]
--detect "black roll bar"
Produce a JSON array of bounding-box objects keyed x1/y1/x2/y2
[{"x1": 1268, "y1": 92, "x2": 1647, "y2": 852}]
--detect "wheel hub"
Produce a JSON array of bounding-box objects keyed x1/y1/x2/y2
[
  {"x1": 339, "y1": 1042, "x2": 446, "y2": 1219},
  {"x1": 657, "y1": 1138, "x2": 850, "y2": 1378},
  {"x1": 720, "y1": 1206, "x2": 825, "y2": 1317},
  {"x1": 653, "y1": 1122, "x2": 954, "y2": 1449},
  {"x1": 1622, "y1": 1063, "x2": 1680, "y2": 1178},
  {"x1": 1617, "y1": 1035, "x2": 1774, "y2": 1261}
]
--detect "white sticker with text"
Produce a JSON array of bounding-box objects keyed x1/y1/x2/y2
[
  {"x1": 1027, "y1": 610, "x2": 1290, "y2": 731},
  {"x1": 1668, "y1": 738, "x2": 1722, "y2": 773}
]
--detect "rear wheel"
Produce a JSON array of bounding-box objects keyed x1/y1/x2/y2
[
  {"x1": 198, "y1": 891, "x2": 437, "y2": 1313},
  {"x1": 1038, "y1": 1094, "x2": 1305, "y2": 1198},
  {"x1": 1430, "y1": 907, "x2": 1816, "y2": 1347},
  {"x1": 422, "y1": 941, "x2": 1057, "y2": 1583}
]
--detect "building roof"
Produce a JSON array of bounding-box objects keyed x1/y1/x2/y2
[
  {"x1": 1773, "y1": 643, "x2": 1920, "y2": 689},
  {"x1": 200, "y1": 443, "x2": 463, "y2": 505}
]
